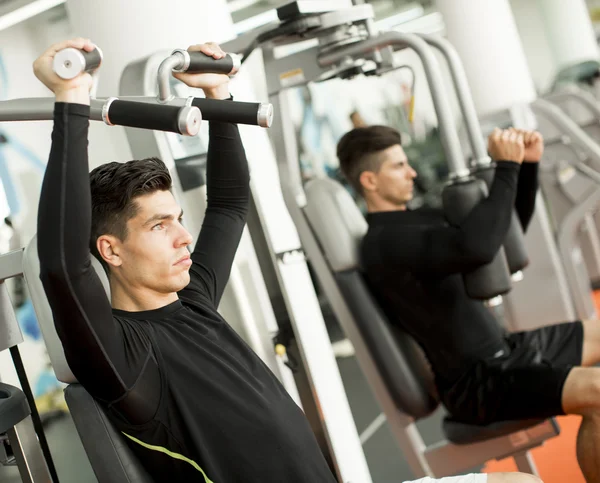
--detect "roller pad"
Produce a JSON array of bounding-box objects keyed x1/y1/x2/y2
[
  {"x1": 443, "y1": 178, "x2": 512, "y2": 299},
  {"x1": 473, "y1": 166, "x2": 529, "y2": 274},
  {"x1": 0, "y1": 383, "x2": 30, "y2": 434}
]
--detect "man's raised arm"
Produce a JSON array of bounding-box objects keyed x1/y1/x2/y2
[
  {"x1": 370, "y1": 129, "x2": 525, "y2": 276},
  {"x1": 35, "y1": 38, "x2": 141, "y2": 404},
  {"x1": 174, "y1": 43, "x2": 251, "y2": 306}
]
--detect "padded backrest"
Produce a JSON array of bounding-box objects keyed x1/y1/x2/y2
[
  {"x1": 304, "y1": 177, "x2": 439, "y2": 419},
  {"x1": 23, "y1": 236, "x2": 151, "y2": 482},
  {"x1": 22, "y1": 235, "x2": 110, "y2": 383},
  {"x1": 65, "y1": 384, "x2": 153, "y2": 482}
]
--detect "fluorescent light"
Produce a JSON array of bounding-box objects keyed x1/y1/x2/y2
[
  {"x1": 375, "y1": 5, "x2": 425, "y2": 31},
  {"x1": 0, "y1": 0, "x2": 65, "y2": 32}
]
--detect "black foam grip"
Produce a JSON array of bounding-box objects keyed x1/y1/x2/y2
[
  {"x1": 191, "y1": 98, "x2": 260, "y2": 125},
  {"x1": 81, "y1": 48, "x2": 102, "y2": 72},
  {"x1": 473, "y1": 166, "x2": 530, "y2": 273},
  {"x1": 107, "y1": 101, "x2": 182, "y2": 133},
  {"x1": 443, "y1": 179, "x2": 512, "y2": 299},
  {"x1": 186, "y1": 52, "x2": 235, "y2": 74}
]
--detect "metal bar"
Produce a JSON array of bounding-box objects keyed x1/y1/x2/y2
[
  {"x1": 157, "y1": 54, "x2": 184, "y2": 102},
  {"x1": 513, "y1": 451, "x2": 540, "y2": 476},
  {"x1": 424, "y1": 419, "x2": 557, "y2": 477},
  {"x1": 545, "y1": 85, "x2": 600, "y2": 121},
  {"x1": 0, "y1": 282, "x2": 24, "y2": 353},
  {"x1": 10, "y1": 346, "x2": 60, "y2": 482},
  {"x1": 0, "y1": 248, "x2": 23, "y2": 281},
  {"x1": 0, "y1": 97, "x2": 198, "y2": 134},
  {"x1": 318, "y1": 31, "x2": 469, "y2": 177},
  {"x1": 6, "y1": 417, "x2": 52, "y2": 483},
  {"x1": 532, "y1": 98, "x2": 600, "y2": 167},
  {"x1": 0, "y1": 97, "x2": 103, "y2": 122},
  {"x1": 422, "y1": 35, "x2": 490, "y2": 166}
]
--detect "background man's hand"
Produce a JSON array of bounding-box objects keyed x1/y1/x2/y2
[
  {"x1": 172, "y1": 42, "x2": 230, "y2": 100},
  {"x1": 487, "y1": 128, "x2": 525, "y2": 164},
  {"x1": 520, "y1": 129, "x2": 544, "y2": 162}
]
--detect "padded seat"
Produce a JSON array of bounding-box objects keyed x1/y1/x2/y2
[
  {"x1": 0, "y1": 383, "x2": 30, "y2": 434},
  {"x1": 23, "y1": 237, "x2": 152, "y2": 483},
  {"x1": 65, "y1": 385, "x2": 153, "y2": 483},
  {"x1": 443, "y1": 417, "x2": 556, "y2": 445}
]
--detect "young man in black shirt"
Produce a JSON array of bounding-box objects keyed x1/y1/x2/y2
[
  {"x1": 33, "y1": 37, "x2": 541, "y2": 483},
  {"x1": 338, "y1": 124, "x2": 600, "y2": 483},
  {"x1": 34, "y1": 37, "x2": 336, "y2": 483}
]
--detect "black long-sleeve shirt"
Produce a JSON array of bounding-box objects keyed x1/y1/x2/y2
[
  {"x1": 361, "y1": 161, "x2": 538, "y2": 386},
  {"x1": 37, "y1": 103, "x2": 336, "y2": 482}
]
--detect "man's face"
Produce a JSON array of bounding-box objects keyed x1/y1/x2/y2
[
  {"x1": 114, "y1": 190, "x2": 193, "y2": 293},
  {"x1": 368, "y1": 144, "x2": 417, "y2": 209}
]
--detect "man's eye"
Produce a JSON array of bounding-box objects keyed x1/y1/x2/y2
[{"x1": 152, "y1": 223, "x2": 164, "y2": 230}]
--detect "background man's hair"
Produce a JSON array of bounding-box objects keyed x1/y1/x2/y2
[{"x1": 336, "y1": 125, "x2": 402, "y2": 194}]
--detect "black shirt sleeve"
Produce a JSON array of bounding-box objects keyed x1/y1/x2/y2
[
  {"x1": 514, "y1": 162, "x2": 539, "y2": 232},
  {"x1": 37, "y1": 103, "x2": 152, "y2": 409},
  {"x1": 185, "y1": 120, "x2": 250, "y2": 306},
  {"x1": 369, "y1": 161, "x2": 520, "y2": 276}
]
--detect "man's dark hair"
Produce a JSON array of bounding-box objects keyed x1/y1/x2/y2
[
  {"x1": 336, "y1": 125, "x2": 402, "y2": 194},
  {"x1": 89, "y1": 157, "x2": 172, "y2": 271}
]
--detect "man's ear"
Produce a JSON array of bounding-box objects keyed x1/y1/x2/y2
[
  {"x1": 359, "y1": 171, "x2": 378, "y2": 193},
  {"x1": 97, "y1": 235, "x2": 122, "y2": 268}
]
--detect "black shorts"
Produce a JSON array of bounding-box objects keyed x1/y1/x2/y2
[{"x1": 441, "y1": 321, "x2": 584, "y2": 425}]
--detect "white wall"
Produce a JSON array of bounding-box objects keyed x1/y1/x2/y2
[{"x1": 510, "y1": 0, "x2": 565, "y2": 94}]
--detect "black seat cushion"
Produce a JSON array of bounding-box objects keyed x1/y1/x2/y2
[
  {"x1": 443, "y1": 417, "x2": 558, "y2": 445},
  {"x1": 65, "y1": 384, "x2": 154, "y2": 483},
  {"x1": 336, "y1": 270, "x2": 439, "y2": 419},
  {"x1": 0, "y1": 383, "x2": 30, "y2": 434}
]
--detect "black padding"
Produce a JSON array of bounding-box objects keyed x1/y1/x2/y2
[
  {"x1": 81, "y1": 48, "x2": 102, "y2": 72},
  {"x1": 108, "y1": 101, "x2": 182, "y2": 133},
  {"x1": 443, "y1": 417, "x2": 557, "y2": 445},
  {"x1": 65, "y1": 384, "x2": 153, "y2": 483},
  {"x1": 472, "y1": 166, "x2": 529, "y2": 274},
  {"x1": 336, "y1": 270, "x2": 439, "y2": 419},
  {"x1": 0, "y1": 383, "x2": 30, "y2": 434},
  {"x1": 186, "y1": 52, "x2": 235, "y2": 75},
  {"x1": 443, "y1": 178, "x2": 512, "y2": 299},
  {"x1": 191, "y1": 98, "x2": 261, "y2": 125}
]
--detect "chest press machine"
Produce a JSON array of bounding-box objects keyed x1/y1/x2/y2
[
  {"x1": 219, "y1": 1, "x2": 560, "y2": 478},
  {"x1": 0, "y1": 51, "x2": 272, "y2": 482}
]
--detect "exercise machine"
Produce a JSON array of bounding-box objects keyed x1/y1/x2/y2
[
  {"x1": 219, "y1": 1, "x2": 559, "y2": 478},
  {"x1": 0, "y1": 248, "x2": 54, "y2": 482},
  {"x1": 0, "y1": 84, "x2": 270, "y2": 482}
]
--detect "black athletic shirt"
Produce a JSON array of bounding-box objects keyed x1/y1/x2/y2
[
  {"x1": 37, "y1": 103, "x2": 336, "y2": 482},
  {"x1": 361, "y1": 161, "x2": 538, "y2": 386}
]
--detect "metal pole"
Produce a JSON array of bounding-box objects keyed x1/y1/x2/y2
[
  {"x1": 318, "y1": 31, "x2": 469, "y2": 177},
  {"x1": 532, "y1": 98, "x2": 600, "y2": 166},
  {"x1": 422, "y1": 35, "x2": 490, "y2": 166},
  {"x1": 10, "y1": 346, "x2": 60, "y2": 483}
]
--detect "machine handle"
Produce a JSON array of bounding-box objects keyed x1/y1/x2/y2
[
  {"x1": 172, "y1": 49, "x2": 241, "y2": 76},
  {"x1": 53, "y1": 46, "x2": 103, "y2": 80},
  {"x1": 103, "y1": 99, "x2": 201, "y2": 136},
  {"x1": 191, "y1": 98, "x2": 273, "y2": 128}
]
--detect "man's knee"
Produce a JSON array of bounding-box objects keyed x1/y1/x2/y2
[
  {"x1": 562, "y1": 367, "x2": 600, "y2": 414},
  {"x1": 487, "y1": 473, "x2": 543, "y2": 483}
]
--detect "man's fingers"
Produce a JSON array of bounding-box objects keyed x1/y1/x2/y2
[
  {"x1": 187, "y1": 42, "x2": 225, "y2": 59},
  {"x1": 47, "y1": 37, "x2": 90, "y2": 56}
]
